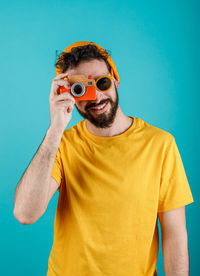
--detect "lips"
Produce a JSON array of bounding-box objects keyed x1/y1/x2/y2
[
  {"x1": 89, "y1": 100, "x2": 109, "y2": 109},
  {"x1": 90, "y1": 102, "x2": 107, "y2": 110},
  {"x1": 89, "y1": 102, "x2": 109, "y2": 114}
]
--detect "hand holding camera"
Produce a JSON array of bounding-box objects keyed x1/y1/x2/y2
[{"x1": 49, "y1": 73, "x2": 76, "y2": 133}]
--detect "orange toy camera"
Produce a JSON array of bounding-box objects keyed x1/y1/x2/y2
[{"x1": 59, "y1": 75, "x2": 96, "y2": 101}]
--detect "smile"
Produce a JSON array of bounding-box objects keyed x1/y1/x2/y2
[{"x1": 89, "y1": 102, "x2": 109, "y2": 114}]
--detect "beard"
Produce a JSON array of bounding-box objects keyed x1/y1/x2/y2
[{"x1": 75, "y1": 84, "x2": 119, "y2": 128}]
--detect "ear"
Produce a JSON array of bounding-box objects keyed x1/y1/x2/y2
[{"x1": 113, "y1": 77, "x2": 119, "y2": 89}]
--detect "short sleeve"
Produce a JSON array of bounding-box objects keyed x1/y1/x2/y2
[
  {"x1": 158, "y1": 135, "x2": 194, "y2": 212},
  {"x1": 51, "y1": 143, "x2": 64, "y2": 191}
]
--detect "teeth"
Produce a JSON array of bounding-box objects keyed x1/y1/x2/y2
[{"x1": 91, "y1": 103, "x2": 106, "y2": 110}]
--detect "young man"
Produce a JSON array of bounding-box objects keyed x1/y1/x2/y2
[{"x1": 14, "y1": 41, "x2": 194, "y2": 276}]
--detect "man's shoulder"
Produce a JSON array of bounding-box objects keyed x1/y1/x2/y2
[{"x1": 139, "y1": 117, "x2": 174, "y2": 145}]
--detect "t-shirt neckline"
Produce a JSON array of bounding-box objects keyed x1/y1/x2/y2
[{"x1": 81, "y1": 116, "x2": 138, "y2": 142}]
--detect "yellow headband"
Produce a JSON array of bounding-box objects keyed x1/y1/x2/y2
[{"x1": 55, "y1": 41, "x2": 120, "y2": 83}]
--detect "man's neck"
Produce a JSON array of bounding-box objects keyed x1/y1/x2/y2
[{"x1": 85, "y1": 106, "x2": 133, "y2": 137}]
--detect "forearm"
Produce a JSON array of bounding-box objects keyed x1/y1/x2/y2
[
  {"x1": 14, "y1": 126, "x2": 63, "y2": 224},
  {"x1": 162, "y1": 235, "x2": 189, "y2": 276}
]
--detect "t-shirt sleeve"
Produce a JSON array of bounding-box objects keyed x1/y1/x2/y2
[
  {"x1": 158, "y1": 134, "x2": 194, "y2": 212},
  {"x1": 51, "y1": 143, "x2": 64, "y2": 191}
]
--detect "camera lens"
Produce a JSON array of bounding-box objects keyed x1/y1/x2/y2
[
  {"x1": 71, "y1": 82, "x2": 85, "y2": 97},
  {"x1": 74, "y1": 85, "x2": 82, "y2": 94}
]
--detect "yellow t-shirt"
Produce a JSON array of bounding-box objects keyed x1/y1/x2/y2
[{"x1": 47, "y1": 116, "x2": 194, "y2": 276}]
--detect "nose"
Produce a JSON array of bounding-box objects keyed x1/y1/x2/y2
[{"x1": 94, "y1": 89, "x2": 105, "y2": 103}]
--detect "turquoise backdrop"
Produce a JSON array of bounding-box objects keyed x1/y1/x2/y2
[{"x1": 0, "y1": 0, "x2": 199, "y2": 275}]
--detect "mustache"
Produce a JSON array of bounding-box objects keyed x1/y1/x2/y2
[{"x1": 86, "y1": 99, "x2": 110, "y2": 110}]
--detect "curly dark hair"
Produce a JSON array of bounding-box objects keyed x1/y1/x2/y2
[{"x1": 55, "y1": 43, "x2": 112, "y2": 74}]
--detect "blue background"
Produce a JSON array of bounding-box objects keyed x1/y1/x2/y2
[{"x1": 0, "y1": 0, "x2": 199, "y2": 275}]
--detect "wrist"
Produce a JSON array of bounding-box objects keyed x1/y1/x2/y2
[
  {"x1": 44, "y1": 126, "x2": 63, "y2": 150},
  {"x1": 48, "y1": 125, "x2": 64, "y2": 137}
]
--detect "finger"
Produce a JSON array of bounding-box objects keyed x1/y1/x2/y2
[
  {"x1": 54, "y1": 72, "x2": 71, "y2": 81},
  {"x1": 54, "y1": 79, "x2": 71, "y2": 87},
  {"x1": 49, "y1": 81, "x2": 59, "y2": 98},
  {"x1": 56, "y1": 101, "x2": 75, "y2": 107},
  {"x1": 55, "y1": 92, "x2": 75, "y2": 103},
  {"x1": 67, "y1": 105, "x2": 74, "y2": 113},
  {"x1": 56, "y1": 101, "x2": 75, "y2": 112},
  {"x1": 50, "y1": 79, "x2": 71, "y2": 98},
  {"x1": 56, "y1": 99, "x2": 75, "y2": 107}
]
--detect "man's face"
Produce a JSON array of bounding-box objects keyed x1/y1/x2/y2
[{"x1": 65, "y1": 59, "x2": 119, "y2": 128}]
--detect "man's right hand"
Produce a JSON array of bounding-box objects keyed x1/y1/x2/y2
[{"x1": 49, "y1": 72, "x2": 76, "y2": 133}]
